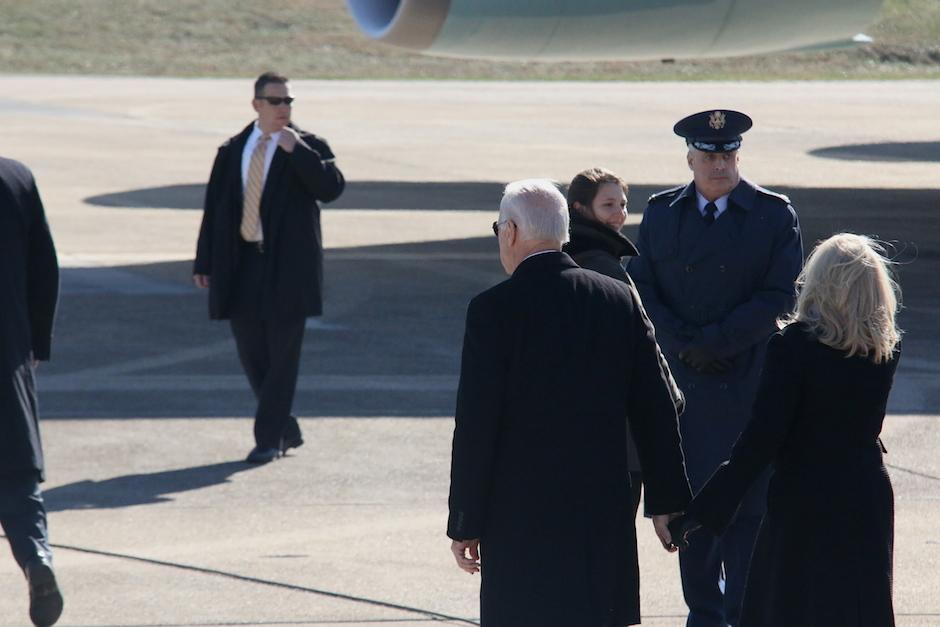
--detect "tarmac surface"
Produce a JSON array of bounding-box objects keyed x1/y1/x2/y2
[{"x1": 0, "y1": 77, "x2": 938, "y2": 626}]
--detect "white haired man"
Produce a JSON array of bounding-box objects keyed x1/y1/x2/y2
[{"x1": 447, "y1": 179, "x2": 691, "y2": 626}]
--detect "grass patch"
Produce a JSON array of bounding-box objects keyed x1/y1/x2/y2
[{"x1": 0, "y1": 0, "x2": 937, "y2": 79}]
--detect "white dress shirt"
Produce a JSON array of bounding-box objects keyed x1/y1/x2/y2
[
  {"x1": 522, "y1": 249, "x2": 560, "y2": 262},
  {"x1": 696, "y1": 191, "x2": 730, "y2": 219}
]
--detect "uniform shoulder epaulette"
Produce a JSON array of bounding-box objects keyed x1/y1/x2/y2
[
  {"x1": 753, "y1": 184, "x2": 791, "y2": 205},
  {"x1": 647, "y1": 185, "x2": 684, "y2": 203}
]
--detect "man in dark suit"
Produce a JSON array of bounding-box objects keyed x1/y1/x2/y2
[
  {"x1": 194, "y1": 72, "x2": 345, "y2": 464},
  {"x1": 0, "y1": 157, "x2": 63, "y2": 627},
  {"x1": 629, "y1": 110, "x2": 803, "y2": 627},
  {"x1": 447, "y1": 179, "x2": 691, "y2": 626}
]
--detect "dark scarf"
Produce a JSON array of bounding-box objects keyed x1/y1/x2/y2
[{"x1": 564, "y1": 211, "x2": 639, "y2": 259}]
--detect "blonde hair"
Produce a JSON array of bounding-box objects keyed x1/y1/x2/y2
[{"x1": 789, "y1": 233, "x2": 901, "y2": 363}]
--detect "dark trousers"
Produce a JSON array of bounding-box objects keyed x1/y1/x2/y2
[
  {"x1": 0, "y1": 475, "x2": 52, "y2": 571},
  {"x1": 229, "y1": 244, "x2": 306, "y2": 449},
  {"x1": 679, "y1": 514, "x2": 762, "y2": 627}
]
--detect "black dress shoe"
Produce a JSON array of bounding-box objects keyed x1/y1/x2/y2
[
  {"x1": 25, "y1": 559, "x2": 63, "y2": 627},
  {"x1": 245, "y1": 446, "x2": 280, "y2": 464},
  {"x1": 667, "y1": 514, "x2": 702, "y2": 551},
  {"x1": 280, "y1": 434, "x2": 304, "y2": 454}
]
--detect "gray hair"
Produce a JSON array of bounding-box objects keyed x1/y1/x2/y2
[{"x1": 499, "y1": 179, "x2": 570, "y2": 244}]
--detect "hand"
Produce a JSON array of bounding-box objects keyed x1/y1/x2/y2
[
  {"x1": 451, "y1": 539, "x2": 481, "y2": 574},
  {"x1": 278, "y1": 127, "x2": 299, "y2": 153},
  {"x1": 652, "y1": 513, "x2": 681, "y2": 553},
  {"x1": 666, "y1": 514, "x2": 702, "y2": 552},
  {"x1": 193, "y1": 274, "x2": 210, "y2": 289},
  {"x1": 679, "y1": 344, "x2": 726, "y2": 373}
]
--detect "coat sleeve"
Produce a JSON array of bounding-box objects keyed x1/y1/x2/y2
[
  {"x1": 628, "y1": 208, "x2": 697, "y2": 357},
  {"x1": 447, "y1": 292, "x2": 508, "y2": 540},
  {"x1": 699, "y1": 204, "x2": 803, "y2": 359},
  {"x1": 26, "y1": 174, "x2": 59, "y2": 362},
  {"x1": 290, "y1": 135, "x2": 346, "y2": 203},
  {"x1": 194, "y1": 147, "x2": 226, "y2": 276},
  {"x1": 625, "y1": 285, "x2": 691, "y2": 515},
  {"x1": 686, "y1": 331, "x2": 802, "y2": 533}
]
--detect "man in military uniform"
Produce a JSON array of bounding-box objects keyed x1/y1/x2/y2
[{"x1": 629, "y1": 110, "x2": 802, "y2": 627}]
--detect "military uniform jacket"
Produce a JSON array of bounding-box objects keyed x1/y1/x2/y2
[
  {"x1": 0, "y1": 158, "x2": 59, "y2": 481},
  {"x1": 193, "y1": 122, "x2": 345, "y2": 320},
  {"x1": 448, "y1": 252, "x2": 690, "y2": 626},
  {"x1": 628, "y1": 178, "x2": 802, "y2": 515}
]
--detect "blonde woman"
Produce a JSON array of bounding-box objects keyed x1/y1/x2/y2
[{"x1": 669, "y1": 233, "x2": 902, "y2": 627}]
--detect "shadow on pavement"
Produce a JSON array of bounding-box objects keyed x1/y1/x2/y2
[
  {"x1": 44, "y1": 183, "x2": 940, "y2": 419},
  {"x1": 84, "y1": 180, "x2": 519, "y2": 211},
  {"x1": 43, "y1": 461, "x2": 252, "y2": 510},
  {"x1": 809, "y1": 141, "x2": 940, "y2": 163}
]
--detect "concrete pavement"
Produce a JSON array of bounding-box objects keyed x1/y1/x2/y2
[{"x1": 0, "y1": 77, "x2": 938, "y2": 626}]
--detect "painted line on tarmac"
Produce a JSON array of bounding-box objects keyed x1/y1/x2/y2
[
  {"x1": 58, "y1": 252, "x2": 496, "y2": 265},
  {"x1": 39, "y1": 374, "x2": 458, "y2": 393},
  {"x1": 61, "y1": 266, "x2": 192, "y2": 295},
  {"x1": 327, "y1": 252, "x2": 493, "y2": 261},
  {"x1": 34, "y1": 541, "x2": 479, "y2": 626},
  {"x1": 58, "y1": 339, "x2": 238, "y2": 379},
  {"x1": 887, "y1": 463, "x2": 940, "y2": 482}
]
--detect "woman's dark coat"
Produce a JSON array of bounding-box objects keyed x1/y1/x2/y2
[
  {"x1": 193, "y1": 122, "x2": 345, "y2": 320},
  {"x1": 0, "y1": 158, "x2": 59, "y2": 481},
  {"x1": 448, "y1": 252, "x2": 690, "y2": 626},
  {"x1": 563, "y1": 212, "x2": 645, "y2": 473},
  {"x1": 687, "y1": 323, "x2": 899, "y2": 626}
]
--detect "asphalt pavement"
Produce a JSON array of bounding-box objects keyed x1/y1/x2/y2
[{"x1": 0, "y1": 77, "x2": 938, "y2": 626}]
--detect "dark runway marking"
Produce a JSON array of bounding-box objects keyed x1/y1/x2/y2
[
  {"x1": 45, "y1": 541, "x2": 480, "y2": 625},
  {"x1": 887, "y1": 463, "x2": 940, "y2": 482},
  {"x1": 63, "y1": 621, "x2": 456, "y2": 626}
]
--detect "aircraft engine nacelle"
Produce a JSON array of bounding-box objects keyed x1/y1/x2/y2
[{"x1": 344, "y1": 0, "x2": 883, "y2": 61}]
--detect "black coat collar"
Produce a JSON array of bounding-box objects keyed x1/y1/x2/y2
[
  {"x1": 564, "y1": 212, "x2": 639, "y2": 259},
  {"x1": 512, "y1": 250, "x2": 578, "y2": 278}
]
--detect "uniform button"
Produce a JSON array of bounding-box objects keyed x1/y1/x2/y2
[
  {"x1": 719, "y1": 265, "x2": 726, "y2": 272},
  {"x1": 720, "y1": 383, "x2": 728, "y2": 390},
  {"x1": 688, "y1": 383, "x2": 696, "y2": 390},
  {"x1": 685, "y1": 265, "x2": 693, "y2": 273}
]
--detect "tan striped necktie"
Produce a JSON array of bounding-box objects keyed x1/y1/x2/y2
[{"x1": 241, "y1": 134, "x2": 270, "y2": 241}]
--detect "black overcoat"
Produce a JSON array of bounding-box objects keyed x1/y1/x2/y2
[
  {"x1": 563, "y1": 213, "x2": 647, "y2": 473},
  {"x1": 687, "y1": 323, "x2": 899, "y2": 626},
  {"x1": 628, "y1": 179, "x2": 802, "y2": 516},
  {"x1": 447, "y1": 252, "x2": 691, "y2": 627},
  {"x1": 0, "y1": 158, "x2": 59, "y2": 481},
  {"x1": 193, "y1": 122, "x2": 345, "y2": 320}
]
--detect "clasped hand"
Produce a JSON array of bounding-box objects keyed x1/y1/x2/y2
[{"x1": 679, "y1": 343, "x2": 732, "y2": 374}]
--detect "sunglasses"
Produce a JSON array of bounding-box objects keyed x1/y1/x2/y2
[
  {"x1": 492, "y1": 219, "x2": 511, "y2": 236},
  {"x1": 258, "y1": 96, "x2": 294, "y2": 106}
]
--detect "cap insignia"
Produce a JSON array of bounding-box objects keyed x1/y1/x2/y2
[{"x1": 708, "y1": 110, "x2": 726, "y2": 130}]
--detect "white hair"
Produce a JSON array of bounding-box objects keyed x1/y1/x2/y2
[{"x1": 499, "y1": 179, "x2": 570, "y2": 245}]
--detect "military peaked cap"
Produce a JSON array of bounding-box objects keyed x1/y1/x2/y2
[{"x1": 674, "y1": 109, "x2": 752, "y2": 153}]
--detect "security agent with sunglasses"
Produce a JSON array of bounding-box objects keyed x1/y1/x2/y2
[
  {"x1": 628, "y1": 110, "x2": 802, "y2": 627},
  {"x1": 194, "y1": 71, "x2": 345, "y2": 464}
]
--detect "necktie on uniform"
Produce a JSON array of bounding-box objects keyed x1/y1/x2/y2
[
  {"x1": 703, "y1": 201, "x2": 718, "y2": 226},
  {"x1": 241, "y1": 134, "x2": 270, "y2": 241}
]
